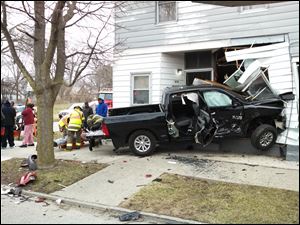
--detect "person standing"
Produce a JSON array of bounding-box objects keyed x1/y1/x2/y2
[
  {"x1": 1, "y1": 100, "x2": 16, "y2": 149},
  {"x1": 20, "y1": 103, "x2": 35, "y2": 148},
  {"x1": 96, "y1": 98, "x2": 108, "y2": 117},
  {"x1": 82, "y1": 101, "x2": 93, "y2": 128},
  {"x1": 66, "y1": 106, "x2": 85, "y2": 151}
]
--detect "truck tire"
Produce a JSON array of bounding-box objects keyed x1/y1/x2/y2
[
  {"x1": 129, "y1": 130, "x2": 157, "y2": 156},
  {"x1": 251, "y1": 124, "x2": 277, "y2": 151}
]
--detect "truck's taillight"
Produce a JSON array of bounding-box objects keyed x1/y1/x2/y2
[{"x1": 102, "y1": 122, "x2": 110, "y2": 137}]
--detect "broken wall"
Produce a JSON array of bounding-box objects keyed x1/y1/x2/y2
[{"x1": 225, "y1": 42, "x2": 299, "y2": 146}]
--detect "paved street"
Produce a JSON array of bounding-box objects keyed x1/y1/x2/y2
[{"x1": 1, "y1": 194, "x2": 157, "y2": 224}]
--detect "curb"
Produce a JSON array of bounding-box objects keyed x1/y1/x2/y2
[{"x1": 12, "y1": 188, "x2": 202, "y2": 224}]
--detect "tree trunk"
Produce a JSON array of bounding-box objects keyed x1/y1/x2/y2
[{"x1": 36, "y1": 90, "x2": 55, "y2": 168}]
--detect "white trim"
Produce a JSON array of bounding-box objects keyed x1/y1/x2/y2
[
  {"x1": 121, "y1": 35, "x2": 285, "y2": 56},
  {"x1": 292, "y1": 57, "x2": 299, "y2": 63},
  {"x1": 292, "y1": 61, "x2": 299, "y2": 113}
]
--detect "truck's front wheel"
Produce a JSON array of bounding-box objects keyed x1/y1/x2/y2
[
  {"x1": 129, "y1": 130, "x2": 157, "y2": 156},
  {"x1": 251, "y1": 124, "x2": 277, "y2": 151}
]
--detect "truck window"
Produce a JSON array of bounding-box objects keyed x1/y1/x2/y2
[{"x1": 203, "y1": 91, "x2": 232, "y2": 107}]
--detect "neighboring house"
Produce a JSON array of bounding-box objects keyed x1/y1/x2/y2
[{"x1": 113, "y1": 1, "x2": 299, "y2": 159}]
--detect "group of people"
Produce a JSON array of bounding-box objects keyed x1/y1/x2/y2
[
  {"x1": 1, "y1": 99, "x2": 36, "y2": 149},
  {"x1": 54, "y1": 97, "x2": 108, "y2": 151},
  {"x1": 1, "y1": 97, "x2": 108, "y2": 151}
]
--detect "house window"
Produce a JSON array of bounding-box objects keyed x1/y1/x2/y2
[
  {"x1": 240, "y1": 4, "x2": 268, "y2": 13},
  {"x1": 157, "y1": 1, "x2": 177, "y2": 23},
  {"x1": 132, "y1": 74, "x2": 150, "y2": 105}
]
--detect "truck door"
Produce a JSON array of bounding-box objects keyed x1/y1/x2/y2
[
  {"x1": 201, "y1": 90, "x2": 244, "y2": 136},
  {"x1": 174, "y1": 92, "x2": 218, "y2": 147}
]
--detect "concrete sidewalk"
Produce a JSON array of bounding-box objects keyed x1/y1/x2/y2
[{"x1": 1, "y1": 140, "x2": 299, "y2": 222}]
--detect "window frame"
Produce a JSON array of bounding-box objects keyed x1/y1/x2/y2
[
  {"x1": 156, "y1": 1, "x2": 177, "y2": 24},
  {"x1": 131, "y1": 73, "x2": 151, "y2": 106}
]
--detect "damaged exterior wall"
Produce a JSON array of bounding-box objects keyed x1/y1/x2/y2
[
  {"x1": 225, "y1": 42, "x2": 299, "y2": 147},
  {"x1": 113, "y1": 1, "x2": 299, "y2": 156}
]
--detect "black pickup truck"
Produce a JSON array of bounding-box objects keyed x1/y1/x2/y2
[{"x1": 101, "y1": 82, "x2": 289, "y2": 156}]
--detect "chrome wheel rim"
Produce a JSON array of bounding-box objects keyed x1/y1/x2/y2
[
  {"x1": 259, "y1": 131, "x2": 274, "y2": 147},
  {"x1": 134, "y1": 135, "x2": 151, "y2": 152}
]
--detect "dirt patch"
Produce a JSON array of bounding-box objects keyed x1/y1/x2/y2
[
  {"x1": 120, "y1": 173, "x2": 299, "y2": 224},
  {"x1": 1, "y1": 158, "x2": 107, "y2": 194}
]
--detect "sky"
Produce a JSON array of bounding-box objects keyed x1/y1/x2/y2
[{"x1": 1, "y1": 1, "x2": 116, "y2": 80}]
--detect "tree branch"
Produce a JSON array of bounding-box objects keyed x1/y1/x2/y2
[
  {"x1": 1, "y1": 1, "x2": 34, "y2": 88},
  {"x1": 22, "y1": 1, "x2": 38, "y2": 23},
  {"x1": 16, "y1": 27, "x2": 37, "y2": 41}
]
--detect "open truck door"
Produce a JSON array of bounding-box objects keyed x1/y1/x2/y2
[{"x1": 166, "y1": 91, "x2": 218, "y2": 147}]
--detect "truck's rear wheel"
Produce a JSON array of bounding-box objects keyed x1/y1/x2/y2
[
  {"x1": 251, "y1": 124, "x2": 277, "y2": 151},
  {"x1": 129, "y1": 130, "x2": 156, "y2": 156}
]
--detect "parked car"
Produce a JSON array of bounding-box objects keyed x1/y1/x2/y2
[
  {"x1": 15, "y1": 105, "x2": 25, "y2": 130},
  {"x1": 58, "y1": 101, "x2": 98, "y2": 118},
  {"x1": 101, "y1": 82, "x2": 289, "y2": 156}
]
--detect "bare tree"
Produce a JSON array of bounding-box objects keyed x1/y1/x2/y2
[{"x1": 1, "y1": 1, "x2": 124, "y2": 168}]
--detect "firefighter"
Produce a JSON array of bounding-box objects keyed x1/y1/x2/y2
[
  {"x1": 66, "y1": 105, "x2": 85, "y2": 151},
  {"x1": 54, "y1": 113, "x2": 70, "y2": 148},
  {"x1": 86, "y1": 114, "x2": 103, "y2": 151}
]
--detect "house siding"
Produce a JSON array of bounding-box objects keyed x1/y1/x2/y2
[{"x1": 116, "y1": 1, "x2": 299, "y2": 57}]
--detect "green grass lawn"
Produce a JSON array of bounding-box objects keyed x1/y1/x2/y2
[
  {"x1": 120, "y1": 173, "x2": 299, "y2": 224},
  {"x1": 1, "y1": 158, "x2": 107, "y2": 194}
]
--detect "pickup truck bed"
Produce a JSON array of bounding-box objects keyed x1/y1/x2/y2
[{"x1": 104, "y1": 104, "x2": 169, "y2": 149}]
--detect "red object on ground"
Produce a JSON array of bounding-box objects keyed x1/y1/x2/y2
[
  {"x1": 35, "y1": 197, "x2": 46, "y2": 203},
  {"x1": 18, "y1": 171, "x2": 37, "y2": 186},
  {"x1": 145, "y1": 174, "x2": 152, "y2": 178}
]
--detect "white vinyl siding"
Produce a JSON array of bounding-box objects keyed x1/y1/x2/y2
[{"x1": 115, "y1": 1, "x2": 299, "y2": 58}]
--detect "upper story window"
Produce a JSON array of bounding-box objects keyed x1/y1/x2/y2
[
  {"x1": 157, "y1": 1, "x2": 177, "y2": 23},
  {"x1": 240, "y1": 4, "x2": 269, "y2": 14}
]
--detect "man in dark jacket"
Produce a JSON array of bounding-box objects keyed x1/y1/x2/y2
[
  {"x1": 1, "y1": 100, "x2": 16, "y2": 148},
  {"x1": 82, "y1": 101, "x2": 93, "y2": 128}
]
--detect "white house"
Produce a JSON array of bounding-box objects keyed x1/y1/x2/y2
[{"x1": 113, "y1": 1, "x2": 299, "y2": 159}]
